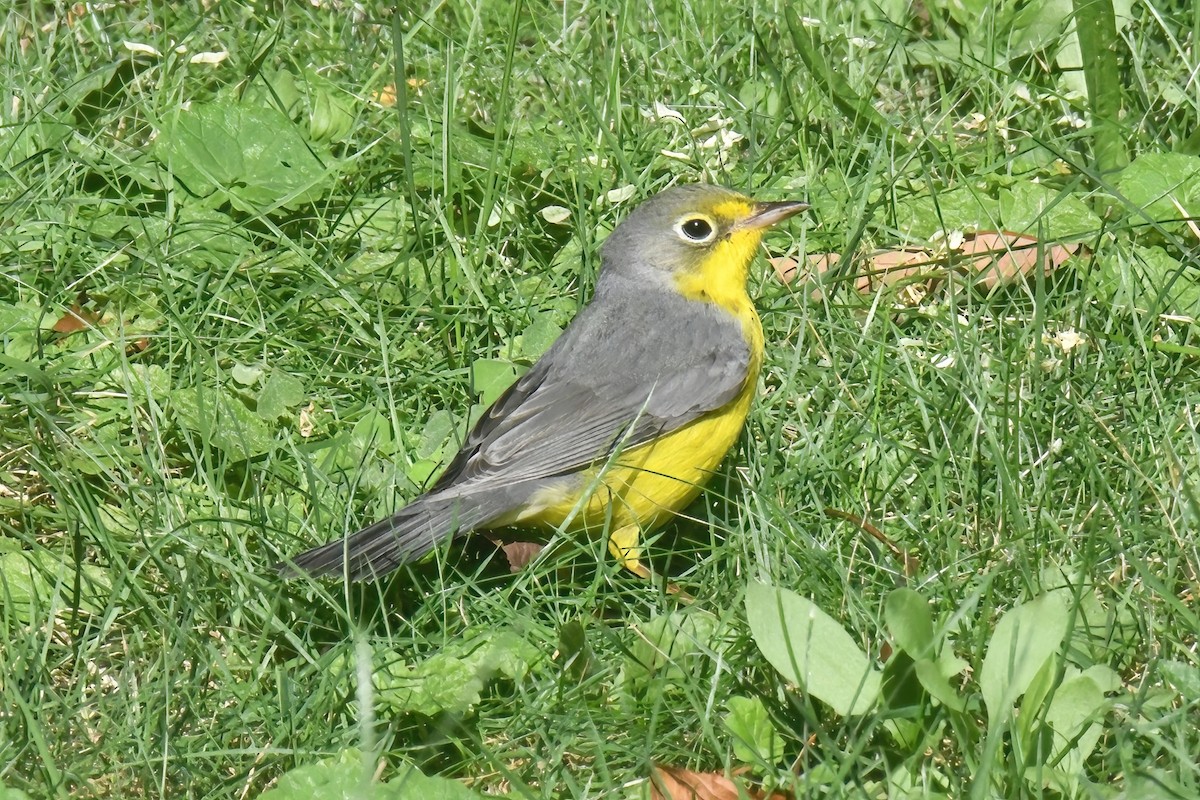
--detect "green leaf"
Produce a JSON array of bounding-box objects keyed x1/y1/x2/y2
[
  {"x1": 512, "y1": 311, "x2": 563, "y2": 361},
  {"x1": 0, "y1": 301, "x2": 42, "y2": 361},
  {"x1": 416, "y1": 409, "x2": 457, "y2": 460},
  {"x1": 724, "y1": 695, "x2": 785, "y2": 766},
  {"x1": 893, "y1": 187, "x2": 1001, "y2": 240},
  {"x1": 1114, "y1": 152, "x2": 1200, "y2": 225},
  {"x1": 1036, "y1": 665, "x2": 1120, "y2": 793},
  {"x1": 997, "y1": 182, "x2": 1102, "y2": 238},
  {"x1": 309, "y1": 86, "x2": 355, "y2": 143},
  {"x1": 171, "y1": 386, "x2": 274, "y2": 461},
  {"x1": 362, "y1": 629, "x2": 542, "y2": 717},
  {"x1": 979, "y1": 590, "x2": 1071, "y2": 723},
  {"x1": 914, "y1": 658, "x2": 966, "y2": 712},
  {"x1": 470, "y1": 358, "x2": 520, "y2": 406},
  {"x1": 156, "y1": 103, "x2": 335, "y2": 213},
  {"x1": 335, "y1": 198, "x2": 412, "y2": 247},
  {"x1": 257, "y1": 370, "x2": 306, "y2": 420},
  {"x1": 624, "y1": 609, "x2": 726, "y2": 693},
  {"x1": 885, "y1": 588, "x2": 935, "y2": 659},
  {"x1": 1095, "y1": 245, "x2": 1200, "y2": 318},
  {"x1": 230, "y1": 363, "x2": 262, "y2": 386},
  {"x1": 261, "y1": 749, "x2": 483, "y2": 799},
  {"x1": 745, "y1": 582, "x2": 881, "y2": 716},
  {"x1": 1009, "y1": 0, "x2": 1073, "y2": 56},
  {"x1": 1045, "y1": 667, "x2": 1116, "y2": 749},
  {"x1": 557, "y1": 619, "x2": 593, "y2": 681},
  {"x1": 1159, "y1": 660, "x2": 1200, "y2": 697},
  {"x1": 0, "y1": 549, "x2": 110, "y2": 624}
]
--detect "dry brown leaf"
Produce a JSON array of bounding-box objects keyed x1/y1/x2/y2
[
  {"x1": 858, "y1": 248, "x2": 937, "y2": 292},
  {"x1": 650, "y1": 764, "x2": 793, "y2": 800},
  {"x1": 499, "y1": 541, "x2": 544, "y2": 572},
  {"x1": 769, "y1": 255, "x2": 800, "y2": 284},
  {"x1": 959, "y1": 231, "x2": 1078, "y2": 289},
  {"x1": 373, "y1": 85, "x2": 397, "y2": 107},
  {"x1": 769, "y1": 253, "x2": 841, "y2": 285},
  {"x1": 773, "y1": 233, "x2": 1080, "y2": 302},
  {"x1": 52, "y1": 303, "x2": 101, "y2": 335}
]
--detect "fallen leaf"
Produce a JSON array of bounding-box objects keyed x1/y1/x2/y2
[
  {"x1": 374, "y1": 84, "x2": 396, "y2": 107},
  {"x1": 770, "y1": 253, "x2": 840, "y2": 285},
  {"x1": 500, "y1": 541, "x2": 544, "y2": 572},
  {"x1": 540, "y1": 205, "x2": 571, "y2": 224},
  {"x1": 957, "y1": 231, "x2": 1078, "y2": 289},
  {"x1": 606, "y1": 184, "x2": 637, "y2": 204},
  {"x1": 298, "y1": 402, "x2": 316, "y2": 438},
  {"x1": 774, "y1": 233, "x2": 1080, "y2": 302},
  {"x1": 650, "y1": 764, "x2": 793, "y2": 800},
  {"x1": 188, "y1": 51, "x2": 228, "y2": 65},
  {"x1": 52, "y1": 303, "x2": 101, "y2": 335},
  {"x1": 858, "y1": 248, "x2": 937, "y2": 292}
]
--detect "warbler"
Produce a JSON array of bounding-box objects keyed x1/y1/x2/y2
[{"x1": 282, "y1": 184, "x2": 806, "y2": 581}]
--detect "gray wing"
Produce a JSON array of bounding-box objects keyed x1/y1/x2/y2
[{"x1": 430, "y1": 282, "x2": 752, "y2": 494}]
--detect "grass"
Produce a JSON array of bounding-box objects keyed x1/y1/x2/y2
[{"x1": 2, "y1": 0, "x2": 1198, "y2": 798}]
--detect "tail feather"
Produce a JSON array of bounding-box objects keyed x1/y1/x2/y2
[{"x1": 279, "y1": 495, "x2": 492, "y2": 581}]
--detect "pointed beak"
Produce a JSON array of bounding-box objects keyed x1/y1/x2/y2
[{"x1": 738, "y1": 200, "x2": 809, "y2": 231}]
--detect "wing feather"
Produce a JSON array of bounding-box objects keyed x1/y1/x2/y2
[{"x1": 433, "y1": 282, "x2": 752, "y2": 495}]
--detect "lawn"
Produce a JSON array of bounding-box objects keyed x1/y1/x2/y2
[{"x1": 1, "y1": 1, "x2": 1198, "y2": 798}]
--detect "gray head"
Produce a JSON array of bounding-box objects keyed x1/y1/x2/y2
[{"x1": 598, "y1": 184, "x2": 807, "y2": 287}]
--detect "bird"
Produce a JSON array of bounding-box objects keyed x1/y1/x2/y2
[{"x1": 280, "y1": 183, "x2": 807, "y2": 581}]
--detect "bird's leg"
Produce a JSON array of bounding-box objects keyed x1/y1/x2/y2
[{"x1": 607, "y1": 524, "x2": 652, "y2": 579}]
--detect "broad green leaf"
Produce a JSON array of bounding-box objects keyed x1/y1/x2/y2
[
  {"x1": 0, "y1": 302, "x2": 42, "y2": 361},
  {"x1": 1009, "y1": 0, "x2": 1073, "y2": 55},
  {"x1": 1045, "y1": 667, "x2": 1116, "y2": 748},
  {"x1": 257, "y1": 370, "x2": 305, "y2": 420},
  {"x1": 171, "y1": 386, "x2": 274, "y2": 461},
  {"x1": 724, "y1": 695, "x2": 785, "y2": 766},
  {"x1": 512, "y1": 311, "x2": 563, "y2": 361},
  {"x1": 359, "y1": 629, "x2": 542, "y2": 717},
  {"x1": 417, "y1": 409, "x2": 457, "y2": 459},
  {"x1": 1114, "y1": 152, "x2": 1200, "y2": 225},
  {"x1": 230, "y1": 363, "x2": 262, "y2": 387},
  {"x1": 881, "y1": 652, "x2": 925, "y2": 711},
  {"x1": 745, "y1": 582, "x2": 881, "y2": 716},
  {"x1": 335, "y1": 198, "x2": 412, "y2": 247},
  {"x1": 624, "y1": 609, "x2": 726, "y2": 692},
  {"x1": 0, "y1": 549, "x2": 110, "y2": 624},
  {"x1": 998, "y1": 182, "x2": 1102, "y2": 238},
  {"x1": 557, "y1": 619, "x2": 593, "y2": 680},
  {"x1": 470, "y1": 358, "x2": 520, "y2": 406},
  {"x1": 1038, "y1": 665, "x2": 1120, "y2": 792},
  {"x1": 914, "y1": 658, "x2": 966, "y2": 712},
  {"x1": 892, "y1": 187, "x2": 1002, "y2": 240},
  {"x1": 261, "y1": 749, "x2": 483, "y2": 799},
  {"x1": 1132, "y1": 246, "x2": 1200, "y2": 317},
  {"x1": 979, "y1": 590, "x2": 1071, "y2": 722},
  {"x1": 156, "y1": 103, "x2": 335, "y2": 213},
  {"x1": 1159, "y1": 660, "x2": 1200, "y2": 698},
  {"x1": 885, "y1": 588, "x2": 935, "y2": 659},
  {"x1": 1095, "y1": 245, "x2": 1200, "y2": 318},
  {"x1": 309, "y1": 86, "x2": 355, "y2": 143},
  {"x1": 0, "y1": 120, "x2": 72, "y2": 164}
]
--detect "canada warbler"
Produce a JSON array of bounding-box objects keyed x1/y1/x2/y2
[{"x1": 282, "y1": 184, "x2": 806, "y2": 581}]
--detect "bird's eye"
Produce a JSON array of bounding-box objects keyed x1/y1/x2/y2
[{"x1": 678, "y1": 216, "x2": 715, "y2": 242}]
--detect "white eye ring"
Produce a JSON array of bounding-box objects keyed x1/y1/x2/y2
[{"x1": 674, "y1": 214, "x2": 718, "y2": 244}]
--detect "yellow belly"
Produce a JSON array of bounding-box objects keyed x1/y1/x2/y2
[
  {"x1": 517, "y1": 309, "x2": 763, "y2": 538},
  {"x1": 516, "y1": 385, "x2": 755, "y2": 535}
]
